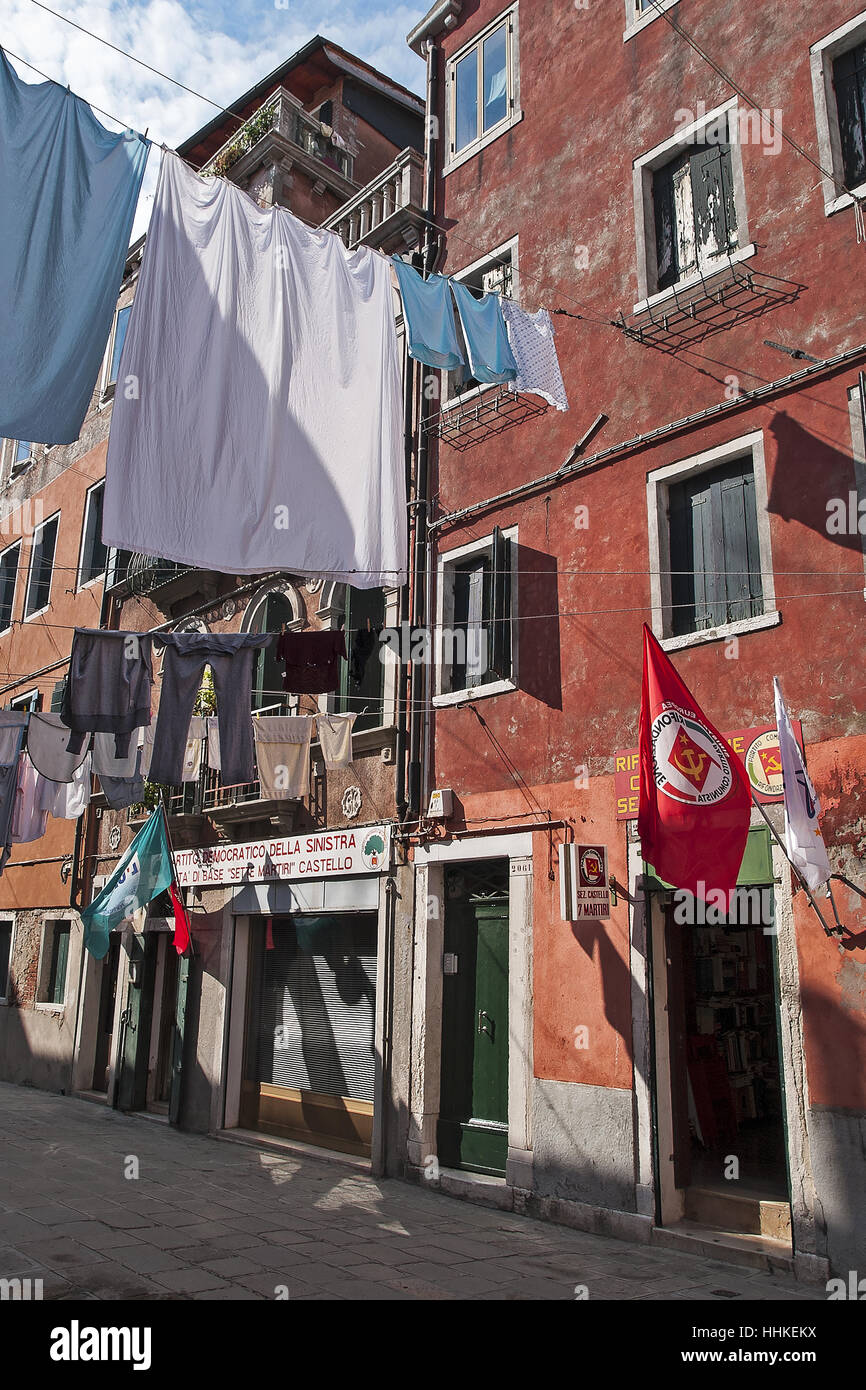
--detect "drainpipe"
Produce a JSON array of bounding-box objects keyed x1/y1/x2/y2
[
  {"x1": 395, "y1": 345, "x2": 416, "y2": 823},
  {"x1": 407, "y1": 34, "x2": 441, "y2": 821}
]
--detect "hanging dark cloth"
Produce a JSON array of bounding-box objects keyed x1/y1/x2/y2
[
  {"x1": 277, "y1": 630, "x2": 346, "y2": 694},
  {"x1": 348, "y1": 626, "x2": 380, "y2": 687}
]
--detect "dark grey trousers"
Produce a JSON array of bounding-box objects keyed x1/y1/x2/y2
[{"x1": 149, "y1": 633, "x2": 271, "y2": 787}]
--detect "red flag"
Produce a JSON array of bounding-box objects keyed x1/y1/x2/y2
[
  {"x1": 168, "y1": 881, "x2": 191, "y2": 956},
  {"x1": 265, "y1": 916, "x2": 274, "y2": 950},
  {"x1": 637, "y1": 624, "x2": 751, "y2": 903}
]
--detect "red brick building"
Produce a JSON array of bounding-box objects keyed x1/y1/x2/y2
[{"x1": 402, "y1": 0, "x2": 866, "y2": 1282}]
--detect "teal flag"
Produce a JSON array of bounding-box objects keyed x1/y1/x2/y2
[{"x1": 81, "y1": 810, "x2": 174, "y2": 960}]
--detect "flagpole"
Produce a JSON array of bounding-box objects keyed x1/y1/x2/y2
[{"x1": 750, "y1": 793, "x2": 841, "y2": 938}]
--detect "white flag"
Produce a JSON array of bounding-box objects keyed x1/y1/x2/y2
[{"x1": 774, "y1": 678, "x2": 831, "y2": 890}]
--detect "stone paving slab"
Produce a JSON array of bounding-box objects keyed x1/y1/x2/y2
[{"x1": 0, "y1": 1082, "x2": 826, "y2": 1302}]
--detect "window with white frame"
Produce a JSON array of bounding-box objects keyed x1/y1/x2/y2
[
  {"x1": 105, "y1": 303, "x2": 132, "y2": 392},
  {"x1": 647, "y1": 432, "x2": 778, "y2": 647},
  {"x1": 24, "y1": 512, "x2": 59, "y2": 618},
  {"x1": 78, "y1": 481, "x2": 107, "y2": 587},
  {"x1": 811, "y1": 12, "x2": 866, "y2": 213},
  {"x1": 9, "y1": 689, "x2": 41, "y2": 713},
  {"x1": 444, "y1": 240, "x2": 516, "y2": 406},
  {"x1": 37, "y1": 919, "x2": 71, "y2": 1007},
  {"x1": 0, "y1": 540, "x2": 20, "y2": 633},
  {"x1": 0, "y1": 918, "x2": 13, "y2": 1002},
  {"x1": 435, "y1": 526, "x2": 517, "y2": 701},
  {"x1": 633, "y1": 102, "x2": 750, "y2": 305},
  {"x1": 624, "y1": 0, "x2": 679, "y2": 40},
  {"x1": 446, "y1": 6, "x2": 519, "y2": 171},
  {"x1": 11, "y1": 439, "x2": 32, "y2": 471}
]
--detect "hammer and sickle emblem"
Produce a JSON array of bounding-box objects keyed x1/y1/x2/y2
[{"x1": 674, "y1": 745, "x2": 707, "y2": 781}]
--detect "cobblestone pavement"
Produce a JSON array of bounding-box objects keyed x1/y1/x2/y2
[{"x1": 0, "y1": 1084, "x2": 824, "y2": 1302}]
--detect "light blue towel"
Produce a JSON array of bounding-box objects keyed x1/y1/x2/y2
[
  {"x1": 450, "y1": 278, "x2": 518, "y2": 385},
  {"x1": 392, "y1": 258, "x2": 465, "y2": 371},
  {"x1": 0, "y1": 50, "x2": 149, "y2": 445}
]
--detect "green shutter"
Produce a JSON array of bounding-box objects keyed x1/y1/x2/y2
[
  {"x1": 50, "y1": 923, "x2": 70, "y2": 1005},
  {"x1": 50, "y1": 678, "x2": 66, "y2": 713}
]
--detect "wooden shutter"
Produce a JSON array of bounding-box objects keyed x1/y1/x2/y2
[
  {"x1": 718, "y1": 465, "x2": 763, "y2": 623},
  {"x1": 488, "y1": 526, "x2": 512, "y2": 680},
  {"x1": 690, "y1": 144, "x2": 738, "y2": 267},
  {"x1": 50, "y1": 678, "x2": 66, "y2": 713},
  {"x1": 833, "y1": 44, "x2": 866, "y2": 189}
]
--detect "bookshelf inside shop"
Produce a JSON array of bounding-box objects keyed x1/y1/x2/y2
[{"x1": 683, "y1": 920, "x2": 780, "y2": 1146}]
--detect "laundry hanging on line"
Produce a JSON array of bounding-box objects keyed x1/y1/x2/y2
[
  {"x1": 450, "y1": 277, "x2": 518, "y2": 385},
  {"x1": 277, "y1": 629, "x2": 347, "y2": 694},
  {"x1": 148, "y1": 631, "x2": 271, "y2": 788},
  {"x1": 103, "y1": 151, "x2": 407, "y2": 587},
  {"x1": 61, "y1": 629, "x2": 154, "y2": 759},
  {"x1": 0, "y1": 48, "x2": 149, "y2": 445},
  {"x1": 501, "y1": 300, "x2": 569, "y2": 412},
  {"x1": 391, "y1": 260, "x2": 465, "y2": 370},
  {"x1": 0, "y1": 713, "x2": 30, "y2": 876},
  {"x1": 253, "y1": 715, "x2": 315, "y2": 800}
]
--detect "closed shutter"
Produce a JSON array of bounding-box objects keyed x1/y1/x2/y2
[
  {"x1": 690, "y1": 144, "x2": 738, "y2": 266},
  {"x1": 718, "y1": 466, "x2": 763, "y2": 622},
  {"x1": 833, "y1": 44, "x2": 866, "y2": 190},
  {"x1": 669, "y1": 458, "x2": 763, "y2": 634},
  {"x1": 50, "y1": 678, "x2": 66, "y2": 713},
  {"x1": 254, "y1": 915, "x2": 377, "y2": 1102}
]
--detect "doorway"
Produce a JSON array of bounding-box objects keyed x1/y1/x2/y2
[
  {"x1": 91, "y1": 935, "x2": 121, "y2": 1093},
  {"x1": 239, "y1": 913, "x2": 378, "y2": 1156},
  {"x1": 650, "y1": 828, "x2": 791, "y2": 1238},
  {"x1": 438, "y1": 860, "x2": 510, "y2": 1176}
]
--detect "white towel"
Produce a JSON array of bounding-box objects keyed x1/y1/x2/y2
[
  {"x1": 47, "y1": 753, "x2": 92, "y2": 819},
  {"x1": 253, "y1": 716, "x2": 314, "y2": 800},
  {"x1": 316, "y1": 712, "x2": 357, "y2": 769}
]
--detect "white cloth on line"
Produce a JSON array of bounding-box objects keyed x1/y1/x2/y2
[
  {"x1": 501, "y1": 300, "x2": 569, "y2": 412},
  {"x1": 206, "y1": 716, "x2": 220, "y2": 772},
  {"x1": 47, "y1": 753, "x2": 92, "y2": 819},
  {"x1": 11, "y1": 753, "x2": 50, "y2": 843},
  {"x1": 181, "y1": 716, "x2": 205, "y2": 782},
  {"x1": 253, "y1": 715, "x2": 314, "y2": 800},
  {"x1": 316, "y1": 712, "x2": 357, "y2": 769},
  {"x1": 93, "y1": 730, "x2": 140, "y2": 779},
  {"x1": 103, "y1": 151, "x2": 407, "y2": 588}
]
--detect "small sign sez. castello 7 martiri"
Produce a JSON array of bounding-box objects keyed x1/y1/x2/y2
[{"x1": 575, "y1": 844, "x2": 611, "y2": 920}]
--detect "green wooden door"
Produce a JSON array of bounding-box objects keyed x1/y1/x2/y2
[
  {"x1": 438, "y1": 863, "x2": 509, "y2": 1176},
  {"x1": 169, "y1": 952, "x2": 190, "y2": 1126},
  {"x1": 116, "y1": 933, "x2": 158, "y2": 1112}
]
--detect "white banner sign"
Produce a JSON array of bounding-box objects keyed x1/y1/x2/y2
[{"x1": 173, "y1": 824, "x2": 392, "y2": 888}]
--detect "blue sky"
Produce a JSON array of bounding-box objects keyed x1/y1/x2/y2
[{"x1": 0, "y1": 0, "x2": 426, "y2": 232}]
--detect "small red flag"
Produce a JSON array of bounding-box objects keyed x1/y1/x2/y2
[
  {"x1": 637, "y1": 624, "x2": 751, "y2": 904},
  {"x1": 265, "y1": 916, "x2": 275, "y2": 950},
  {"x1": 168, "y1": 881, "x2": 191, "y2": 956}
]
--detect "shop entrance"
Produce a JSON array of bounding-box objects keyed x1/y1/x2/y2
[
  {"x1": 438, "y1": 861, "x2": 509, "y2": 1177},
  {"x1": 240, "y1": 913, "x2": 377, "y2": 1157},
  {"x1": 649, "y1": 828, "x2": 791, "y2": 1239}
]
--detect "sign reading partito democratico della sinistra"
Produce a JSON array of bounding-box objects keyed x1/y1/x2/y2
[{"x1": 172, "y1": 824, "x2": 392, "y2": 888}]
